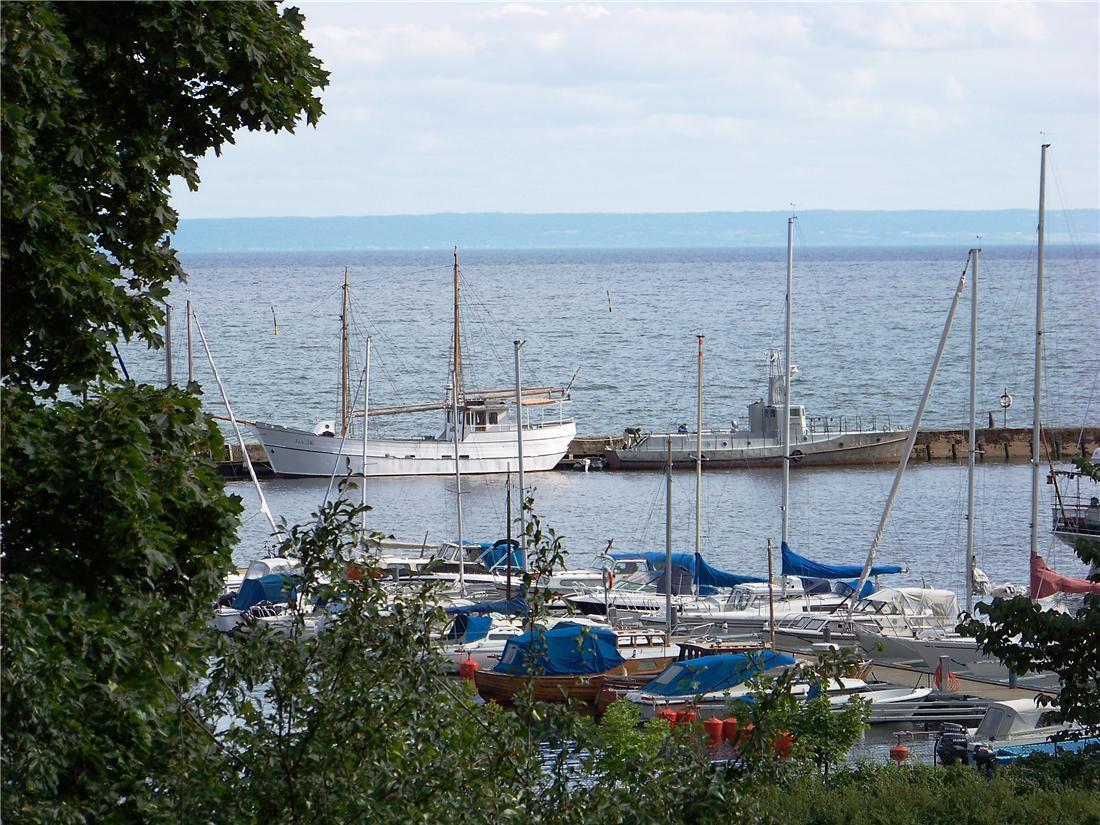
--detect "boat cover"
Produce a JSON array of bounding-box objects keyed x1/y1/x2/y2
[
  {"x1": 441, "y1": 614, "x2": 493, "y2": 644},
  {"x1": 231, "y1": 572, "x2": 302, "y2": 611},
  {"x1": 493, "y1": 623, "x2": 624, "y2": 676},
  {"x1": 644, "y1": 651, "x2": 796, "y2": 698},
  {"x1": 444, "y1": 591, "x2": 529, "y2": 617},
  {"x1": 610, "y1": 552, "x2": 764, "y2": 588},
  {"x1": 781, "y1": 542, "x2": 903, "y2": 579},
  {"x1": 1030, "y1": 551, "x2": 1100, "y2": 600},
  {"x1": 862, "y1": 587, "x2": 959, "y2": 618},
  {"x1": 478, "y1": 539, "x2": 525, "y2": 570}
]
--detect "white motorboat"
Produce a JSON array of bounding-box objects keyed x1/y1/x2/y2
[
  {"x1": 641, "y1": 579, "x2": 849, "y2": 636},
  {"x1": 253, "y1": 254, "x2": 576, "y2": 478}
]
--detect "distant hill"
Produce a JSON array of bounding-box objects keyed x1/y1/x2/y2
[{"x1": 173, "y1": 209, "x2": 1100, "y2": 252}]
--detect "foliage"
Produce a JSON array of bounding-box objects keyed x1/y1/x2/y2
[
  {"x1": 1, "y1": 1, "x2": 328, "y2": 391},
  {"x1": 958, "y1": 455, "x2": 1100, "y2": 733},
  {"x1": 729, "y1": 648, "x2": 870, "y2": 779},
  {"x1": 744, "y1": 761, "x2": 1100, "y2": 825},
  {"x1": 1, "y1": 383, "x2": 241, "y2": 822},
  {"x1": 1, "y1": 2, "x2": 328, "y2": 821}
]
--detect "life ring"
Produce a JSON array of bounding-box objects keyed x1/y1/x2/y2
[
  {"x1": 602, "y1": 568, "x2": 614, "y2": 590},
  {"x1": 790, "y1": 449, "x2": 805, "y2": 463}
]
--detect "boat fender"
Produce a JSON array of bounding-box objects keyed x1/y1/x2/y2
[
  {"x1": 790, "y1": 449, "x2": 804, "y2": 463},
  {"x1": 602, "y1": 569, "x2": 614, "y2": 590}
]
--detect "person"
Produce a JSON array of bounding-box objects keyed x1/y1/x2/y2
[
  {"x1": 677, "y1": 423, "x2": 688, "y2": 433},
  {"x1": 1087, "y1": 497, "x2": 1100, "y2": 524}
]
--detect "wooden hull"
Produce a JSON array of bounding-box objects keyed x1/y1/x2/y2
[{"x1": 474, "y1": 654, "x2": 677, "y2": 706}]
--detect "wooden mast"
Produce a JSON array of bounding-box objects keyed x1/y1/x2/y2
[{"x1": 453, "y1": 247, "x2": 462, "y2": 401}]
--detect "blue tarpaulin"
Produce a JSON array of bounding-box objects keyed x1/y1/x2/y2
[
  {"x1": 441, "y1": 614, "x2": 493, "y2": 644},
  {"x1": 781, "y1": 542, "x2": 902, "y2": 579},
  {"x1": 644, "y1": 651, "x2": 797, "y2": 697},
  {"x1": 231, "y1": 573, "x2": 302, "y2": 611},
  {"x1": 609, "y1": 552, "x2": 764, "y2": 588},
  {"x1": 478, "y1": 539, "x2": 525, "y2": 570},
  {"x1": 493, "y1": 623, "x2": 624, "y2": 676},
  {"x1": 444, "y1": 590, "x2": 529, "y2": 617}
]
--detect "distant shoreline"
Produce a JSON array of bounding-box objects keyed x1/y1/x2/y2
[{"x1": 173, "y1": 209, "x2": 1100, "y2": 253}]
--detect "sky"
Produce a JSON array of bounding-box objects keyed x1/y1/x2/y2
[{"x1": 170, "y1": 2, "x2": 1100, "y2": 219}]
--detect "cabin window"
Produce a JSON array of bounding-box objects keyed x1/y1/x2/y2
[{"x1": 489, "y1": 412, "x2": 499, "y2": 424}]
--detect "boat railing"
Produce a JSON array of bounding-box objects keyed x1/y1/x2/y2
[{"x1": 805, "y1": 414, "x2": 900, "y2": 436}]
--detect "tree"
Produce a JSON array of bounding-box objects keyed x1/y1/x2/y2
[
  {"x1": 957, "y1": 455, "x2": 1100, "y2": 732},
  {"x1": 1, "y1": 3, "x2": 328, "y2": 820},
  {"x1": 1, "y1": 1, "x2": 327, "y2": 391}
]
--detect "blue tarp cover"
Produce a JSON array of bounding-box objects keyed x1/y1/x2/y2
[
  {"x1": 232, "y1": 573, "x2": 302, "y2": 611},
  {"x1": 781, "y1": 542, "x2": 902, "y2": 579},
  {"x1": 444, "y1": 591, "x2": 529, "y2": 617},
  {"x1": 644, "y1": 651, "x2": 797, "y2": 697},
  {"x1": 493, "y1": 623, "x2": 624, "y2": 676},
  {"x1": 442, "y1": 614, "x2": 493, "y2": 644},
  {"x1": 609, "y1": 552, "x2": 765, "y2": 588},
  {"x1": 478, "y1": 540, "x2": 525, "y2": 570}
]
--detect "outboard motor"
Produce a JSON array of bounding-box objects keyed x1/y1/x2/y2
[{"x1": 935, "y1": 722, "x2": 970, "y2": 766}]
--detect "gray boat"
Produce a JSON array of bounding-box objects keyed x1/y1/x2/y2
[{"x1": 604, "y1": 350, "x2": 908, "y2": 470}]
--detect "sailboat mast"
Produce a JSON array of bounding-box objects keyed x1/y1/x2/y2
[
  {"x1": 852, "y1": 263, "x2": 969, "y2": 605},
  {"x1": 782, "y1": 217, "x2": 794, "y2": 552},
  {"x1": 164, "y1": 303, "x2": 173, "y2": 387},
  {"x1": 966, "y1": 248, "x2": 980, "y2": 613},
  {"x1": 514, "y1": 339, "x2": 527, "y2": 572},
  {"x1": 694, "y1": 334, "x2": 704, "y2": 596},
  {"x1": 1031, "y1": 144, "x2": 1049, "y2": 562},
  {"x1": 185, "y1": 299, "x2": 194, "y2": 384},
  {"x1": 453, "y1": 247, "x2": 462, "y2": 400},
  {"x1": 361, "y1": 336, "x2": 372, "y2": 546},
  {"x1": 340, "y1": 266, "x2": 350, "y2": 435},
  {"x1": 452, "y1": 370, "x2": 465, "y2": 595},
  {"x1": 665, "y1": 435, "x2": 673, "y2": 639}
]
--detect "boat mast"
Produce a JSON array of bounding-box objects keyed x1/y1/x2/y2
[
  {"x1": 361, "y1": 336, "x2": 372, "y2": 547},
  {"x1": 514, "y1": 339, "x2": 527, "y2": 572},
  {"x1": 192, "y1": 312, "x2": 281, "y2": 538},
  {"x1": 665, "y1": 434, "x2": 673, "y2": 640},
  {"x1": 451, "y1": 369, "x2": 465, "y2": 596},
  {"x1": 453, "y1": 248, "x2": 462, "y2": 401},
  {"x1": 965, "y1": 248, "x2": 979, "y2": 613},
  {"x1": 1030, "y1": 144, "x2": 1049, "y2": 570},
  {"x1": 782, "y1": 216, "x2": 794, "y2": 558},
  {"x1": 851, "y1": 263, "x2": 970, "y2": 605},
  {"x1": 164, "y1": 303, "x2": 173, "y2": 387},
  {"x1": 339, "y1": 266, "x2": 350, "y2": 435},
  {"x1": 185, "y1": 299, "x2": 194, "y2": 384},
  {"x1": 694, "y1": 334, "x2": 704, "y2": 596}
]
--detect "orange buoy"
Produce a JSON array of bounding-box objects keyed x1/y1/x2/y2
[
  {"x1": 346, "y1": 562, "x2": 364, "y2": 581},
  {"x1": 703, "y1": 716, "x2": 724, "y2": 746},
  {"x1": 772, "y1": 731, "x2": 794, "y2": 759},
  {"x1": 889, "y1": 742, "x2": 910, "y2": 764},
  {"x1": 459, "y1": 658, "x2": 479, "y2": 682},
  {"x1": 657, "y1": 707, "x2": 678, "y2": 728},
  {"x1": 722, "y1": 717, "x2": 739, "y2": 742}
]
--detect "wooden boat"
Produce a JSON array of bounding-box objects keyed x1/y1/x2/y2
[{"x1": 473, "y1": 624, "x2": 677, "y2": 706}]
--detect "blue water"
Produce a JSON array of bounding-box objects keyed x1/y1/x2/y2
[{"x1": 117, "y1": 245, "x2": 1099, "y2": 590}]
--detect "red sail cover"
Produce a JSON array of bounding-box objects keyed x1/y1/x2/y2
[{"x1": 1030, "y1": 552, "x2": 1100, "y2": 600}]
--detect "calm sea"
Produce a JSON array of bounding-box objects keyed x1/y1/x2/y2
[{"x1": 119, "y1": 245, "x2": 1099, "y2": 590}]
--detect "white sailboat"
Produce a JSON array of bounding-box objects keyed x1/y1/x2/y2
[{"x1": 252, "y1": 251, "x2": 576, "y2": 478}]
